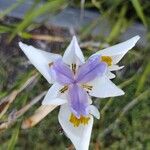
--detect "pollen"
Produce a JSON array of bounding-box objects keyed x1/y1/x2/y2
[
  {"x1": 101, "y1": 56, "x2": 112, "y2": 66},
  {"x1": 69, "y1": 113, "x2": 90, "y2": 127}
]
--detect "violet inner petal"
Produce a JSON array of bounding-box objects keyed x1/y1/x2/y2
[
  {"x1": 68, "y1": 84, "x2": 89, "y2": 118},
  {"x1": 75, "y1": 55, "x2": 107, "y2": 83},
  {"x1": 50, "y1": 58, "x2": 74, "y2": 85}
]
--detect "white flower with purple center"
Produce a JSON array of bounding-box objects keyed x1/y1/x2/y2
[{"x1": 19, "y1": 35, "x2": 140, "y2": 150}]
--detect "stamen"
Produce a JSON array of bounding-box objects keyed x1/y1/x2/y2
[
  {"x1": 48, "y1": 62, "x2": 53, "y2": 67},
  {"x1": 59, "y1": 85, "x2": 68, "y2": 93},
  {"x1": 69, "y1": 113, "x2": 90, "y2": 127},
  {"x1": 101, "y1": 56, "x2": 112, "y2": 66},
  {"x1": 71, "y1": 64, "x2": 76, "y2": 74},
  {"x1": 82, "y1": 84, "x2": 93, "y2": 91}
]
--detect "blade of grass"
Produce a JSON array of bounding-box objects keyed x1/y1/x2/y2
[
  {"x1": 136, "y1": 61, "x2": 150, "y2": 95},
  {"x1": 131, "y1": 0, "x2": 147, "y2": 26},
  {"x1": 91, "y1": 0, "x2": 100, "y2": 9},
  {"x1": 9, "y1": 0, "x2": 67, "y2": 41},
  {"x1": 0, "y1": 0, "x2": 25, "y2": 19},
  {"x1": 98, "y1": 89, "x2": 150, "y2": 139},
  {"x1": 0, "y1": 70, "x2": 38, "y2": 119},
  {"x1": 101, "y1": 74, "x2": 137, "y2": 116},
  {"x1": 106, "y1": 5, "x2": 127, "y2": 43},
  {"x1": 0, "y1": 25, "x2": 13, "y2": 33},
  {"x1": 7, "y1": 125, "x2": 20, "y2": 150}
]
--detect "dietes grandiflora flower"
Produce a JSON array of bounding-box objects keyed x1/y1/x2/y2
[{"x1": 19, "y1": 35, "x2": 140, "y2": 150}]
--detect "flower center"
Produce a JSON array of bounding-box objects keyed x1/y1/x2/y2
[
  {"x1": 49, "y1": 57, "x2": 106, "y2": 122},
  {"x1": 101, "y1": 56, "x2": 112, "y2": 66},
  {"x1": 69, "y1": 113, "x2": 90, "y2": 127}
]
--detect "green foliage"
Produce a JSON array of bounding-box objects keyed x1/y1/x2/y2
[
  {"x1": 10, "y1": 0, "x2": 67, "y2": 41},
  {"x1": 7, "y1": 125, "x2": 20, "y2": 150},
  {"x1": 131, "y1": 0, "x2": 147, "y2": 27},
  {"x1": 0, "y1": 0, "x2": 25, "y2": 20},
  {"x1": 106, "y1": 5, "x2": 127, "y2": 43},
  {"x1": 136, "y1": 61, "x2": 150, "y2": 95}
]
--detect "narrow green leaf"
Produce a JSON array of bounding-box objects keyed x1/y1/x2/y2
[
  {"x1": 131, "y1": 0, "x2": 147, "y2": 26},
  {"x1": 19, "y1": 32, "x2": 32, "y2": 39},
  {"x1": 7, "y1": 126, "x2": 20, "y2": 150},
  {"x1": 0, "y1": 0, "x2": 25, "y2": 19},
  {"x1": 136, "y1": 62, "x2": 150, "y2": 94},
  {"x1": 0, "y1": 25, "x2": 13, "y2": 33},
  {"x1": 10, "y1": 0, "x2": 67, "y2": 41},
  {"x1": 106, "y1": 5, "x2": 127, "y2": 43}
]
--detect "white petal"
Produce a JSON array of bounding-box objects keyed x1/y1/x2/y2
[
  {"x1": 106, "y1": 70, "x2": 116, "y2": 79},
  {"x1": 88, "y1": 97, "x2": 92, "y2": 104},
  {"x1": 89, "y1": 76, "x2": 125, "y2": 98},
  {"x1": 93, "y1": 36, "x2": 140, "y2": 64},
  {"x1": 58, "y1": 104, "x2": 93, "y2": 150},
  {"x1": 42, "y1": 83, "x2": 67, "y2": 105},
  {"x1": 19, "y1": 42, "x2": 61, "y2": 84},
  {"x1": 63, "y1": 36, "x2": 85, "y2": 66},
  {"x1": 109, "y1": 65, "x2": 124, "y2": 71},
  {"x1": 89, "y1": 105, "x2": 100, "y2": 119}
]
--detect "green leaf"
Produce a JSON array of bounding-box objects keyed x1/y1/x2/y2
[
  {"x1": 131, "y1": 0, "x2": 147, "y2": 26},
  {"x1": 18, "y1": 32, "x2": 32, "y2": 39},
  {"x1": 7, "y1": 126, "x2": 20, "y2": 150},
  {"x1": 136, "y1": 62, "x2": 150, "y2": 94},
  {"x1": 0, "y1": 0, "x2": 25, "y2": 19},
  {"x1": 106, "y1": 5, "x2": 127, "y2": 43},
  {"x1": 0, "y1": 25, "x2": 13, "y2": 33},
  {"x1": 10, "y1": 0, "x2": 67, "y2": 41}
]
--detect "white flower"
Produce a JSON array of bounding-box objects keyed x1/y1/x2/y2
[{"x1": 19, "y1": 35, "x2": 139, "y2": 150}]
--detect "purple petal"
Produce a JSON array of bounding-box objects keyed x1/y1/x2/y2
[
  {"x1": 68, "y1": 84, "x2": 89, "y2": 118},
  {"x1": 75, "y1": 55, "x2": 107, "y2": 83},
  {"x1": 50, "y1": 58, "x2": 74, "y2": 85}
]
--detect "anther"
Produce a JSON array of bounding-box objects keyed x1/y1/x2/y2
[
  {"x1": 48, "y1": 62, "x2": 53, "y2": 67},
  {"x1": 71, "y1": 64, "x2": 76, "y2": 74},
  {"x1": 59, "y1": 86, "x2": 68, "y2": 93},
  {"x1": 82, "y1": 84, "x2": 93, "y2": 91}
]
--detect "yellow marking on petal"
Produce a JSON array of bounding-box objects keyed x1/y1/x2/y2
[
  {"x1": 82, "y1": 84, "x2": 93, "y2": 91},
  {"x1": 101, "y1": 56, "x2": 112, "y2": 66},
  {"x1": 48, "y1": 62, "x2": 53, "y2": 67},
  {"x1": 59, "y1": 86, "x2": 68, "y2": 93},
  {"x1": 69, "y1": 113, "x2": 90, "y2": 127}
]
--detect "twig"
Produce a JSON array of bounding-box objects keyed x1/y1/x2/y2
[
  {"x1": 22, "y1": 105, "x2": 57, "y2": 129},
  {"x1": 0, "y1": 72, "x2": 38, "y2": 119},
  {"x1": 80, "y1": 41, "x2": 101, "y2": 48},
  {"x1": 31, "y1": 34, "x2": 65, "y2": 42},
  {"x1": 80, "y1": 41, "x2": 109, "y2": 49},
  {"x1": 0, "y1": 91, "x2": 46, "y2": 131},
  {"x1": 15, "y1": 91, "x2": 47, "y2": 118},
  {"x1": 0, "y1": 91, "x2": 18, "y2": 119},
  {"x1": 98, "y1": 89, "x2": 150, "y2": 139}
]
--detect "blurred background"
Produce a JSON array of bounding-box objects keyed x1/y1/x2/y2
[{"x1": 0, "y1": 0, "x2": 150, "y2": 149}]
